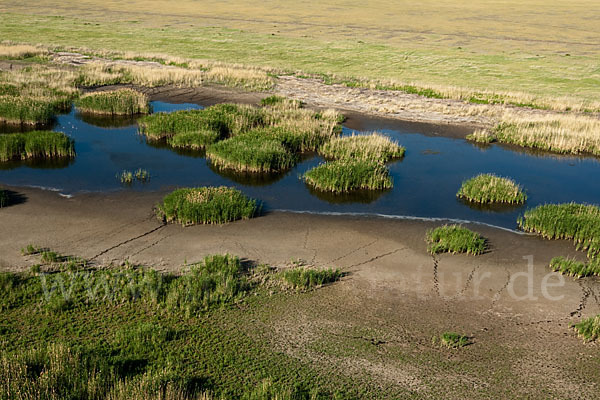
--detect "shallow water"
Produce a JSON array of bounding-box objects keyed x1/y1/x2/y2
[{"x1": 1, "y1": 101, "x2": 599, "y2": 230}]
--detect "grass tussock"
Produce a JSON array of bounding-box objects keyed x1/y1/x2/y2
[
  {"x1": 439, "y1": 332, "x2": 471, "y2": 349},
  {"x1": 303, "y1": 160, "x2": 392, "y2": 193},
  {"x1": 281, "y1": 267, "x2": 342, "y2": 291},
  {"x1": 206, "y1": 132, "x2": 296, "y2": 173},
  {"x1": 75, "y1": 89, "x2": 150, "y2": 116},
  {"x1": 156, "y1": 186, "x2": 258, "y2": 226},
  {"x1": 518, "y1": 203, "x2": 600, "y2": 259},
  {"x1": 118, "y1": 169, "x2": 150, "y2": 185},
  {"x1": 457, "y1": 174, "x2": 526, "y2": 205},
  {"x1": 426, "y1": 225, "x2": 486, "y2": 255},
  {"x1": 572, "y1": 315, "x2": 600, "y2": 342},
  {"x1": 466, "y1": 129, "x2": 496, "y2": 144},
  {"x1": 0, "y1": 43, "x2": 47, "y2": 59},
  {"x1": 0, "y1": 131, "x2": 75, "y2": 162},
  {"x1": 319, "y1": 133, "x2": 405, "y2": 162},
  {"x1": 549, "y1": 256, "x2": 600, "y2": 278}
]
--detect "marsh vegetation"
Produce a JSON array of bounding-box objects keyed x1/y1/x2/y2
[
  {"x1": 549, "y1": 256, "x2": 600, "y2": 278},
  {"x1": 0, "y1": 131, "x2": 75, "y2": 162},
  {"x1": 156, "y1": 186, "x2": 259, "y2": 225},
  {"x1": 303, "y1": 160, "x2": 392, "y2": 193},
  {"x1": 426, "y1": 225, "x2": 486, "y2": 255},
  {"x1": 75, "y1": 89, "x2": 150, "y2": 116},
  {"x1": 457, "y1": 174, "x2": 526, "y2": 205},
  {"x1": 439, "y1": 332, "x2": 471, "y2": 349},
  {"x1": 319, "y1": 133, "x2": 405, "y2": 163},
  {"x1": 573, "y1": 315, "x2": 600, "y2": 342}
]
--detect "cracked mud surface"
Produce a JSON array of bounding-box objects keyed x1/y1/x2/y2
[{"x1": 1, "y1": 187, "x2": 599, "y2": 397}]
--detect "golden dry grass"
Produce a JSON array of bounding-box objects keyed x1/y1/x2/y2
[{"x1": 0, "y1": 42, "x2": 46, "y2": 58}]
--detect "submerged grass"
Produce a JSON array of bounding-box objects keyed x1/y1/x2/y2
[
  {"x1": 319, "y1": 133, "x2": 405, "y2": 163},
  {"x1": 549, "y1": 256, "x2": 600, "y2": 278},
  {"x1": 75, "y1": 89, "x2": 149, "y2": 116},
  {"x1": 426, "y1": 225, "x2": 487, "y2": 255},
  {"x1": 518, "y1": 203, "x2": 600, "y2": 259},
  {"x1": 156, "y1": 186, "x2": 259, "y2": 225},
  {"x1": 0, "y1": 131, "x2": 75, "y2": 162},
  {"x1": 457, "y1": 174, "x2": 526, "y2": 205},
  {"x1": 573, "y1": 315, "x2": 600, "y2": 342},
  {"x1": 303, "y1": 160, "x2": 392, "y2": 193}
]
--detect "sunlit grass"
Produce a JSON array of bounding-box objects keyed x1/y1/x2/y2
[
  {"x1": 303, "y1": 160, "x2": 392, "y2": 193},
  {"x1": 426, "y1": 225, "x2": 486, "y2": 255},
  {"x1": 0, "y1": 131, "x2": 75, "y2": 162},
  {"x1": 572, "y1": 315, "x2": 600, "y2": 342},
  {"x1": 75, "y1": 89, "x2": 149, "y2": 116},
  {"x1": 457, "y1": 174, "x2": 526, "y2": 205},
  {"x1": 319, "y1": 133, "x2": 405, "y2": 163}
]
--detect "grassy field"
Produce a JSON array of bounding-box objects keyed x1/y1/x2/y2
[{"x1": 0, "y1": 1, "x2": 599, "y2": 106}]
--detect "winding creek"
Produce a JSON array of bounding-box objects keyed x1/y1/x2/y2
[{"x1": 1, "y1": 100, "x2": 600, "y2": 230}]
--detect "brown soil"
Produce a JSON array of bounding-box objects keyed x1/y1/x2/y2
[{"x1": 0, "y1": 186, "x2": 598, "y2": 397}]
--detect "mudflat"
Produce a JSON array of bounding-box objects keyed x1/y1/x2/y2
[{"x1": 1, "y1": 186, "x2": 598, "y2": 397}]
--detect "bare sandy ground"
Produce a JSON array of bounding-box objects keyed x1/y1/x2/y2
[{"x1": 0, "y1": 187, "x2": 599, "y2": 397}]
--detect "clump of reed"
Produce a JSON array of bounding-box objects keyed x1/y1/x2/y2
[
  {"x1": 426, "y1": 225, "x2": 487, "y2": 255},
  {"x1": 0, "y1": 131, "x2": 75, "y2": 162},
  {"x1": 281, "y1": 267, "x2": 342, "y2": 291},
  {"x1": 549, "y1": 256, "x2": 600, "y2": 278},
  {"x1": 156, "y1": 186, "x2": 259, "y2": 225},
  {"x1": 75, "y1": 89, "x2": 150, "y2": 116},
  {"x1": 319, "y1": 132, "x2": 405, "y2": 162},
  {"x1": 572, "y1": 315, "x2": 600, "y2": 342},
  {"x1": 457, "y1": 174, "x2": 526, "y2": 205},
  {"x1": 303, "y1": 160, "x2": 392, "y2": 193},
  {"x1": 518, "y1": 203, "x2": 600, "y2": 259},
  {"x1": 466, "y1": 129, "x2": 496, "y2": 144},
  {"x1": 206, "y1": 131, "x2": 296, "y2": 173},
  {"x1": 438, "y1": 332, "x2": 471, "y2": 348}
]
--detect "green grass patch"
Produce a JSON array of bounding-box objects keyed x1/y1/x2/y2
[
  {"x1": 457, "y1": 174, "x2": 526, "y2": 205},
  {"x1": 549, "y1": 256, "x2": 600, "y2": 278},
  {"x1": 572, "y1": 315, "x2": 600, "y2": 342},
  {"x1": 0, "y1": 131, "x2": 75, "y2": 162},
  {"x1": 206, "y1": 131, "x2": 296, "y2": 173},
  {"x1": 439, "y1": 332, "x2": 471, "y2": 348},
  {"x1": 156, "y1": 186, "x2": 259, "y2": 225},
  {"x1": 319, "y1": 133, "x2": 405, "y2": 163},
  {"x1": 75, "y1": 89, "x2": 150, "y2": 116},
  {"x1": 281, "y1": 267, "x2": 342, "y2": 291},
  {"x1": 426, "y1": 225, "x2": 487, "y2": 255},
  {"x1": 518, "y1": 203, "x2": 600, "y2": 259},
  {"x1": 303, "y1": 160, "x2": 392, "y2": 193},
  {"x1": 0, "y1": 96, "x2": 57, "y2": 125},
  {"x1": 117, "y1": 169, "x2": 150, "y2": 185}
]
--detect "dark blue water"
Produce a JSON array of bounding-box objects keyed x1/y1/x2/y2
[{"x1": 1, "y1": 101, "x2": 599, "y2": 229}]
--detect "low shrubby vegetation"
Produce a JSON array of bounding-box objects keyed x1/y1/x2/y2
[
  {"x1": 0, "y1": 131, "x2": 75, "y2": 162},
  {"x1": 439, "y1": 332, "x2": 471, "y2": 349},
  {"x1": 549, "y1": 256, "x2": 600, "y2": 278},
  {"x1": 303, "y1": 160, "x2": 392, "y2": 193},
  {"x1": 75, "y1": 89, "x2": 150, "y2": 116},
  {"x1": 457, "y1": 174, "x2": 526, "y2": 205},
  {"x1": 426, "y1": 225, "x2": 487, "y2": 255},
  {"x1": 573, "y1": 315, "x2": 600, "y2": 342},
  {"x1": 281, "y1": 266, "x2": 342, "y2": 291},
  {"x1": 518, "y1": 203, "x2": 600, "y2": 259},
  {"x1": 156, "y1": 186, "x2": 259, "y2": 225},
  {"x1": 319, "y1": 133, "x2": 405, "y2": 162}
]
